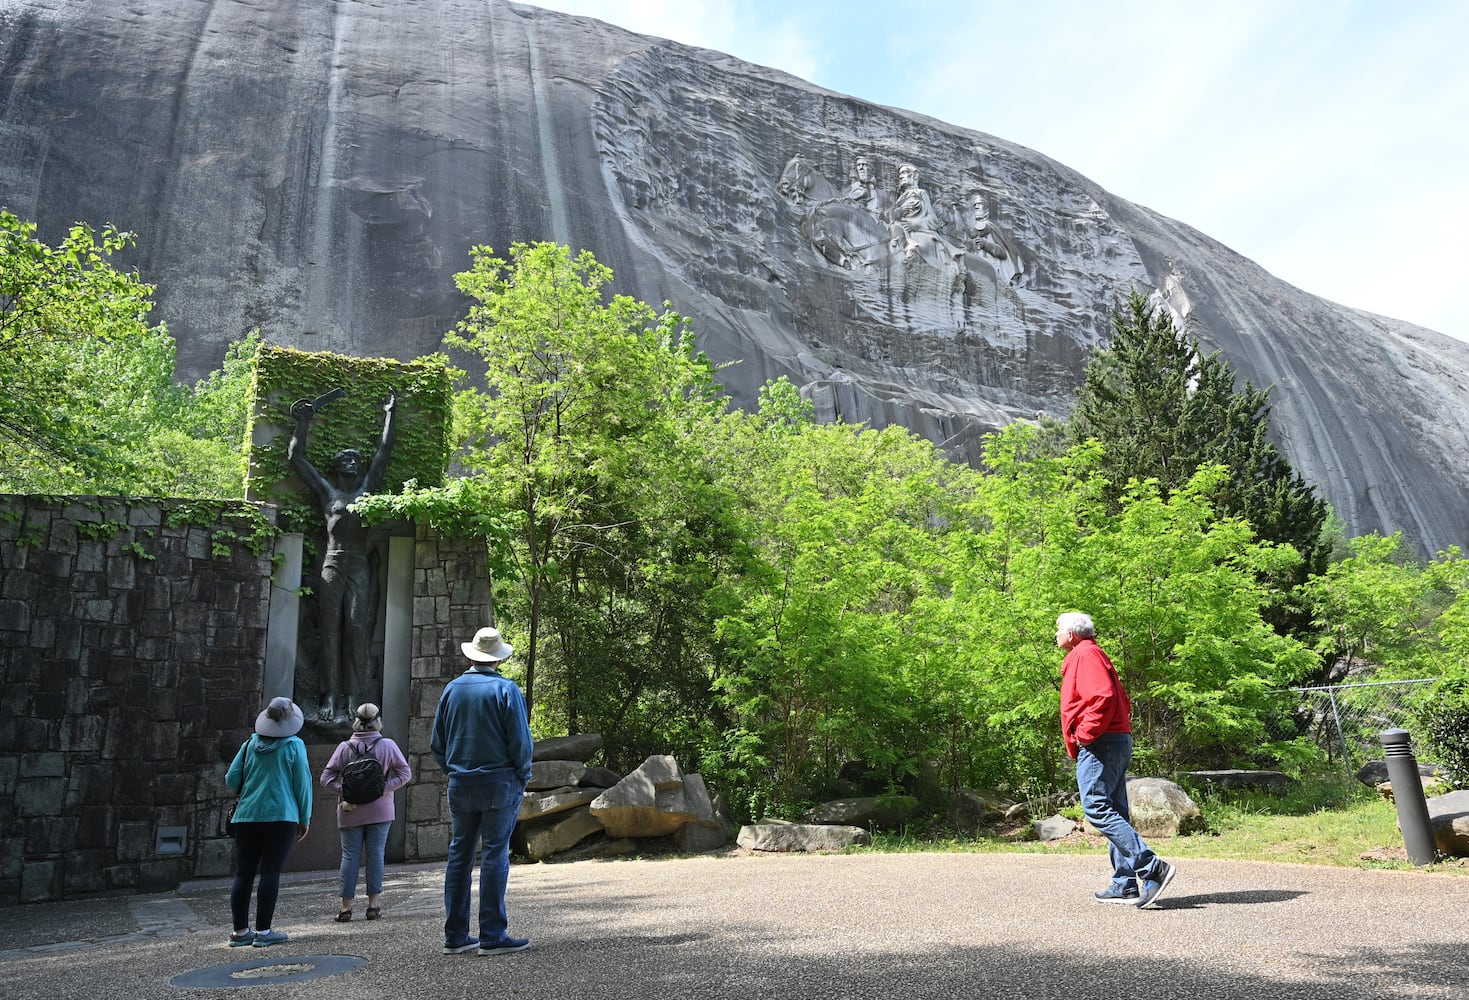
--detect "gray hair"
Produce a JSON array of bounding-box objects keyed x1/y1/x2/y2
[
  {"x1": 352, "y1": 703, "x2": 383, "y2": 732},
  {"x1": 1056, "y1": 612, "x2": 1095, "y2": 639}
]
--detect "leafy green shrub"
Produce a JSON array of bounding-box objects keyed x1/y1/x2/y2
[{"x1": 1420, "y1": 675, "x2": 1469, "y2": 789}]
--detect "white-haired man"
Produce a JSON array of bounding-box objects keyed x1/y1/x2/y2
[{"x1": 1056, "y1": 612, "x2": 1176, "y2": 907}]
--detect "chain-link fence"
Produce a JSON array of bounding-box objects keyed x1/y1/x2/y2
[{"x1": 1276, "y1": 679, "x2": 1436, "y2": 777}]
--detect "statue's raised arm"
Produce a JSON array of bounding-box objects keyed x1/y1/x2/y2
[
  {"x1": 362, "y1": 392, "x2": 397, "y2": 495},
  {"x1": 287, "y1": 396, "x2": 332, "y2": 501}
]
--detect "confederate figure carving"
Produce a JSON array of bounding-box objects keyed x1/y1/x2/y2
[
  {"x1": 960, "y1": 191, "x2": 1025, "y2": 286},
  {"x1": 288, "y1": 389, "x2": 398, "y2": 724},
  {"x1": 889, "y1": 162, "x2": 965, "y2": 267},
  {"x1": 778, "y1": 154, "x2": 892, "y2": 270},
  {"x1": 841, "y1": 155, "x2": 890, "y2": 218}
]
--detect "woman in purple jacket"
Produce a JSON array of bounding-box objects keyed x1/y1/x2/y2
[{"x1": 319, "y1": 703, "x2": 412, "y2": 921}]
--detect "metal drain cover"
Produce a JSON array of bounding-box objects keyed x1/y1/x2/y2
[{"x1": 170, "y1": 954, "x2": 366, "y2": 989}]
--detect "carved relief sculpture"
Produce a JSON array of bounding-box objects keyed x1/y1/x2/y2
[
  {"x1": 889, "y1": 162, "x2": 966, "y2": 267},
  {"x1": 776, "y1": 151, "x2": 1031, "y2": 333},
  {"x1": 841, "y1": 155, "x2": 891, "y2": 218},
  {"x1": 961, "y1": 191, "x2": 1025, "y2": 286}
]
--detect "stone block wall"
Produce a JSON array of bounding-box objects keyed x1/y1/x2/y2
[
  {"x1": 401, "y1": 523, "x2": 493, "y2": 862},
  {"x1": 0, "y1": 496, "x2": 277, "y2": 905},
  {"x1": 0, "y1": 497, "x2": 489, "y2": 905}
]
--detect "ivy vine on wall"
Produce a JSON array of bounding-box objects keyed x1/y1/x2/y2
[{"x1": 245, "y1": 345, "x2": 453, "y2": 536}]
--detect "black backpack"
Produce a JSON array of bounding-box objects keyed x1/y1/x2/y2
[{"x1": 340, "y1": 742, "x2": 387, "y2": 804}]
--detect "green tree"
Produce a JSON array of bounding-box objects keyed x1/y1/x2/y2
[
  {"x1": 445, "y1": 242, "x2": 739, "y2": 765},
  {"x1": 2, "y1": 212, "x2": 166, "y2": 489},
  {"x1": 1070, "y1": 289, "x2": 1328, "y2": 635},
  {"x1": 709, "y1": 400, "x2": 955, "y2": 812},
  {"x1": 1, "y1": 212, "x2": 253, "y2": 496},
  {"x1": 933, "y1": 425, "x2": 1315, "y2": 784},
  {"x1": 1075, "y1": 466, "x2": 1315, "y2": 766},
  {"x1": 920, "y1": 425, "x2": 1103, "y2": 794},
  {"x1": 1303, "y1": 532, "x2": 1468, "y2": 680},
  {"x1": 118, "y1": 331, "x2": 258, "y2": 498}
]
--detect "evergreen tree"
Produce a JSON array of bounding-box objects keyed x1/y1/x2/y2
[{"x1": 1070, "y1": 290, "x2": 1328, "y2": 632}]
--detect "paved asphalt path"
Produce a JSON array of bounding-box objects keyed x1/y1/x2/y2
[{"x1": 1, "y1": 853, "x2": 1465, "y2": 999}]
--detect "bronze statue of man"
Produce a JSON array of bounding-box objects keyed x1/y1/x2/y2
[{"x1": 287, "y1": 390, "x2": 397, "y2": 723}]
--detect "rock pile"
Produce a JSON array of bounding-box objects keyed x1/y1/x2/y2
[{"x1": 514, "y1": 736, "x2": 731, "y2": 861}]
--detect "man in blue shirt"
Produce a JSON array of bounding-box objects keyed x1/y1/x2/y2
[{"x1": 431, "y1": 626, "x2": 534, "y2": 955}]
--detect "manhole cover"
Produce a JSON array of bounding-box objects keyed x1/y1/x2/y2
[{"x1": 170, "y1": 954, "x2": 366, "y2": 989}]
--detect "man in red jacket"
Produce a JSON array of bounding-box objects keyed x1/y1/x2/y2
[{"x1": 1057, "y1": 612, "x2": 1177, "y2": 907}]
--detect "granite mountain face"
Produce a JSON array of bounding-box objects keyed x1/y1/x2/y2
[{"x1": 1, "y1": 0, "x2": 1465, "y2": 551}]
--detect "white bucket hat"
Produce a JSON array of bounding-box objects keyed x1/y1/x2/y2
[
  {"x1": 255, "y1": 697, "x2": 304, "y2": 738},
  {"x1": 462, "y1": 626, "x2": 513, "y2": 663}
]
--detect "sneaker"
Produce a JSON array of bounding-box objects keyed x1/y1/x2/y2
[
  {"x1": 442, "y1": 939, "x2": 481, "y2": 955},
  {"x1": 1094, "y1": 883, "x2": 1141, "y2": 904},
  {"x1": 252, "y1": 929, "x2": 289, "y2": 947},
  {"x1": 477, "y1": 936, "x2": 531, "y2": 956},
  {"x1": 228, "y1": 929, "x2": 255, "y2": 947},
  {"x1": 1136, "y1": 861, "x2": 1177, "y2": 908}
]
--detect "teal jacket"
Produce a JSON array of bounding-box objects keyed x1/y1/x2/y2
[{"x1": 226, "y1": 733, "x2": 313, "y2": 827}]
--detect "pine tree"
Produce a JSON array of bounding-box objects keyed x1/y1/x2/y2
[{"x1": 1070, "y1": 290, "x2": 1328, "y2": 632}]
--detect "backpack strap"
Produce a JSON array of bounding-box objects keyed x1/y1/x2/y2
[{"x1": 347, "y1": 738, "x2": 385, "y2": 770}]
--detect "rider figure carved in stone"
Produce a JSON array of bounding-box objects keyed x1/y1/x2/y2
[
  {"x1": 842, "y1": 155, "x2": 890, "y2": 218},
  {"x1": 890, "y1": 162, "x2": 965, "y2": 265}
]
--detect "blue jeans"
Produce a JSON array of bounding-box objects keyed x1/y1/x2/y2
[
  {"x1": 443, "y1": 777, "x2": 523, "y2": 947},
  {"x1": 338, "y1": 821, "x2": 391, "y2": 900},
  {"x1": 1075, "y1": 733, "x2": 1160, "y2": 888}
]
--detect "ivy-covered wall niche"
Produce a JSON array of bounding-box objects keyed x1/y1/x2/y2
[{"x1": 244, "y1": 345, "x2": 453, "y2": 535}]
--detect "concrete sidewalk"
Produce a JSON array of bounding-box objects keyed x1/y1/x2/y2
[{"x1": 1, "y1": 853, "x2": 1465, "y2": 999}]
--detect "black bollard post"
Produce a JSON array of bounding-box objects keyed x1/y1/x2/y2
[{"x1": 1378, "y1": 728, "x2": 1438, "y2": 866}]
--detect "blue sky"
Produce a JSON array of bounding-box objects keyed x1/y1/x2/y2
[{"x1": 525, "y1": 0, "x2": 1469, "y2": 343}]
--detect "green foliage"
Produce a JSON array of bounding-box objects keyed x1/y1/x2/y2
[
  {"x1": 246, "y1": 345, "x2": 453, "y2": 534},
  {"x1": 1069, "y1": 290, "x2": 1328, "y2": 638},
  {"x1": 0, "y1": 212, "x2": 260, "y2": 497},
  {"x1": 352, "y1": 476, "x2": 518, "y2": 590},
  {"x1": 1, "y1": 211, "x2": 155, "y2": 485},
  {"x1": 162, "y1": 499, "x2": 283, "y2": 560},
  {"x1": 710, "y1": 411, "x2": 958, "y2": 809},
  {"x1": 687, "y1": 411, "x2": 1320, "y2": 818},
  {"x1": 1302, "y1": 532, "x2": 1468, "y2": 680},
  {"x1": 1419, "y1": 673, "x2": 1469, "y2": 789},
  {"x1": 445, "y1": 242, "x2": 739, "y2": 769},
  {"x1": 928, "y1": 426, "x2": 1314, "y2": 786},
  {"x1": 0, "y1": 212, "x2": 249, "y2": 496}
]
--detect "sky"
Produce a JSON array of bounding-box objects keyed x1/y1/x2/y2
[{"x1": 521, "y1": 0, "x2": 1469, "y2": 343}]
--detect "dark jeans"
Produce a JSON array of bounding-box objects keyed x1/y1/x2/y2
[
  {"x1": 443, "y1": 777, "x2": 523, "y2": 948},
  {"x1": 230, "y1": 821, "x2": 298, "y2": 932}
]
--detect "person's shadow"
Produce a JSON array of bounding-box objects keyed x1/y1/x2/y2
[{"x1": 1155, "y1": 888, "x2": 1306, "y2": 909}]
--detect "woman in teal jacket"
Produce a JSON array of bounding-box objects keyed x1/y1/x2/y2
[{"x1": 225, "y1": 697, "x2": 313, "y2": 947}]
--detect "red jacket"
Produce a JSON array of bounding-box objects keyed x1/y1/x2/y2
[{"x1": 1059, "y1": 638, "x2": 1132, "y2": 759}]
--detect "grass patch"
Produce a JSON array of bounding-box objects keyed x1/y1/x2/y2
[{"x1": 866, "y1": 779, "x2": 1468, "y2": 874}]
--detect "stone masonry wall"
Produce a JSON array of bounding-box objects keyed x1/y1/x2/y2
[
  {"x1": 0, "y1": 496, "x2": 277, "y2": 905},
  {"x1": 0, "y1": 499, "x2": 488, "y2": 906},
  {"x1": 401, "y1": 523, "x2": 493, "y2": 862}
]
